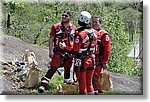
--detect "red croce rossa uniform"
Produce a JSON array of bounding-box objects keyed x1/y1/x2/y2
[
  {"x1": 50, "y1": 22, "x2": 76, "y2": 69},
  {"x1": 38, "y1": 11, "x2": 77, "y2": 93},
  {"x1": 93, "y1": 29, "x2": 111, "y2": 92},
  {"x1": 39, "y1": 22, "x2": 77, "y2": 90},
  {"x1": 74, "y1": 27, "x2": 98, "y2": 94},
  {"x1": 51, "y1": 22, "x2": 76, "y2": 51}
]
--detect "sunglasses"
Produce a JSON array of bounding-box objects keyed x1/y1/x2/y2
[{"x1": 62, "y1": 14, "x2": 69, "y2": 17}]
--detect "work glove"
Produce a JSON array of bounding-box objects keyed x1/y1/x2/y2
[{"x1": 59, "y1": 42, "x2": 66, "y2": 49}]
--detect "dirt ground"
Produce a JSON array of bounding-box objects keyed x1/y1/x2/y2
[{"x1": 0, "y1": 35, "x2": 143, "y2": 95}]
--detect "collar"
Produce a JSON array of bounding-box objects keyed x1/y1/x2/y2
[{"x1": 59, "y1": 22, "x2": 72, "y2": 27}]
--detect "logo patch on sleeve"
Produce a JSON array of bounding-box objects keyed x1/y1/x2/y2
[
  {"x1": 75, "y1": 36, "x2": 80, "y2": 43},
  {"x1": 105, "y1": 35, "x2": 109, "y2": 41}
]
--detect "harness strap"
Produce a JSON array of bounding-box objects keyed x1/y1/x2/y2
[
  {"x1": 53, "y1": 48, "x2": 72, "y2": 58},
  {"x1": 76, "y1": 29, "x2": 95, "y2": 72},
  {"x1": 54, "y1": 23, "x2": 73, "y2": 46},
  {"x1": 84, "y1": 29, "x2": 94, "y2": 52}
]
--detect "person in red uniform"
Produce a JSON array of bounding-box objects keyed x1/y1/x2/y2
[
  {"x1": 38, "y1": 11, "x2": 77, "y2": 93},
  {"x1": 73, "y1": 11, "x2": 98, "y2": 95},
  {"x1": 92, "y1": 16, "x2": 111, "y2": 94}
]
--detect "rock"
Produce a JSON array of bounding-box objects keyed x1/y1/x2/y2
[
  {"x1": 0, "y1": 35, "x2": 142, "y2": 95},
  {"x1": 0, "y1": 35, "x2": 50, "y2": 68},
  {"x1": 0, "y1": 76, "x2": 15, "y2": 95}
]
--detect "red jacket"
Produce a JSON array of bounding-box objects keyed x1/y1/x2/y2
[
  {"x1": 73, "y1": 27, "x2": 98, "y2": 54},
  {"x1": 95, "y1": 29, "x2": 111, "y2": 63},
  {"x1": 50, "y1": 22, "x2": 77, "y2": 51},
  {"x1": 74, "y1": 27, "x2": 98, "y2": 69}
]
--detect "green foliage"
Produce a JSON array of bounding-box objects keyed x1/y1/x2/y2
[
  {"x1": 46, "y1": 75, "x2": 64, "y2": 94},
  {"x1": 100, "y1": 6, "x2": 135, "y2": 75},
  {"x1": 26, "y1": 75, "x2": 64, "y2": 95},
  {"x1": 2, "y1": 1, "x2": 143, "y2": 76}
]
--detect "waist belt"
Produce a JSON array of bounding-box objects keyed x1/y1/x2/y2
[
  {"x1": 75, "y1": 52, "x2": 95, "y2": 59},
  {"x1": 53, "y1": 48, "x2": 72, "y2": 58},
  {"x1": 82, "y1": 53, "x2": 94, "y2": 59}
]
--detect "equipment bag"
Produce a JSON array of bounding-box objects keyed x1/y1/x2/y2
[
  {"x1": 57, "y1": 84, "x2": 79, "y2": 95},
  {"x1": 98, "y1": 69, "x2": 113, "y2": 91},
  {"x1": 24, "y1": 68, "x2": 39, "y2": 88}
]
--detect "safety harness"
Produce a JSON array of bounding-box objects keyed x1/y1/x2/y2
[
  {"x1": 54, "y1": 23, "x2": 74, "y2": 43},
  {"x1": 75, "y1": 29, "x2": 95, "y2": 72},
  {"x1": 53, "y1": 23, "x2": 74, "y2": 59}
]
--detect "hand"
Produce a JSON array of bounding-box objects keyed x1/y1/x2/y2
[
  {"x1": 102, "y1": 63, "x2": 108, "y2": 69},
  {"x1": 59, "y1": 42, "x2": 66, "y2": 49},
  {"x1": 49, "y1": 52, "x2": 54, "y2": 59}
]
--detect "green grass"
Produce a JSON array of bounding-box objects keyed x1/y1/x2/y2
[{"x1": 26, "y1": 74, "x2": 64, "y2": 95}]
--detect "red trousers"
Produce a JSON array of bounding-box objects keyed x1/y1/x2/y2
[
  {"x1": 93, "y1": 57, "x2": 102, "y2": 91},
  {"x1": 50, "y1": 53, "x2": 73, "y2": 79},
  {"x1": 75, "y1": 57, "x2": 94, "y2": 94}
]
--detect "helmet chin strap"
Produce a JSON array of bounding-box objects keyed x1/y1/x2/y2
[{"x1": 78, "y1": 20, "x2": 90, "y2": 27}]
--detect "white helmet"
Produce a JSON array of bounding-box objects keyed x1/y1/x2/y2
[{"x1": 79, "y1": 11, "x2": 91, "y2": 24}]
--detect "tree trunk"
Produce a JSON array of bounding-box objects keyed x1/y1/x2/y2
[{"x1": 7, "y1": 13, "x2": 11, "y2": 29}]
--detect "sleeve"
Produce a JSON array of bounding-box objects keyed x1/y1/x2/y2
[
  {"x1": 50, "y1": 25, "x2": 56, "y2": 37},
  {"x1": 101, "y1": 34, "x2": 111, "y2": 63},
  {"x1": 73, "y1": 34, "x2": 82, "y2": 52}
]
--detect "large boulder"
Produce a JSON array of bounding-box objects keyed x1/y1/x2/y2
[{"x1": 0, "y1": 35, "x2": 50, "y2": 68}]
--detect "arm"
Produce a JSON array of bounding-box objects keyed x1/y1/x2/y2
[
  {"x1": 102, "y1": 34, "x2": 111, "y2": 63},
  {"x1": 73, "y1": 35, "x2": 82, "y2": 54},
  {"x1": 64, "y1": 41, "x2": 73, "y2": 51},
  {"x1": 49, "y1": 25, "x2": 55, "y2": 58},
  {"x1": 102, "y1": 34, "x2": 111, "y2": 69},
  {"x1": 49, "y1": 36, "x2": 54, "y2": 58}
]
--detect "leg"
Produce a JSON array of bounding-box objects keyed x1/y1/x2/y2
[
  {"x1": 38, "y1": 54, "x2": 61, "y2": 93},
  {"x1": 63, "y1": 57, "x2": 73, "y2": 83},
  {"x1": 38, "y1": 67, "x2": 58, "y2": 93},
  {"x1": 93, "y1": 65, "x2": 102, "y2": 92},
  {"x1": 77, "y1": 59, "x2": 87, "y2": 94},
  {"x1": 73, "y1": 65, "x2": 78, "y2": 83},
  {"x1": 64, "y1": 68, "x2": 72, "y2": 84},
  {"x1": 78, "y1": 71, "x2": 87, "y2": 94},
  {"x1": 92, "y1": 76, "x2": 97, "y2": 91},
  {"x1": 86, "y1": 70, "x2": 94, "y2": 94}
]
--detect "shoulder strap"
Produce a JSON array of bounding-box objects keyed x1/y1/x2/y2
[
  {"x1": 84, "y1": 29, "x2": 94, "y2": 51},
  {"x1": 53, "y1": 23, "x2": 60, "y2": 30},
  {"x1": 53, "y1": 23, "x2": 60, "y2": 36}
]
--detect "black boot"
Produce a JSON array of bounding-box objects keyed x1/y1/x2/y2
[
  {"x1": 38, "y1": 68, "x2": 58, "y2": 93},
  {"x1": 38, "y1": 85, "x2": 45, "y2": 93},
  {"x1": 38, "y1": 77, "x2": 49, "y2": 93}
]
